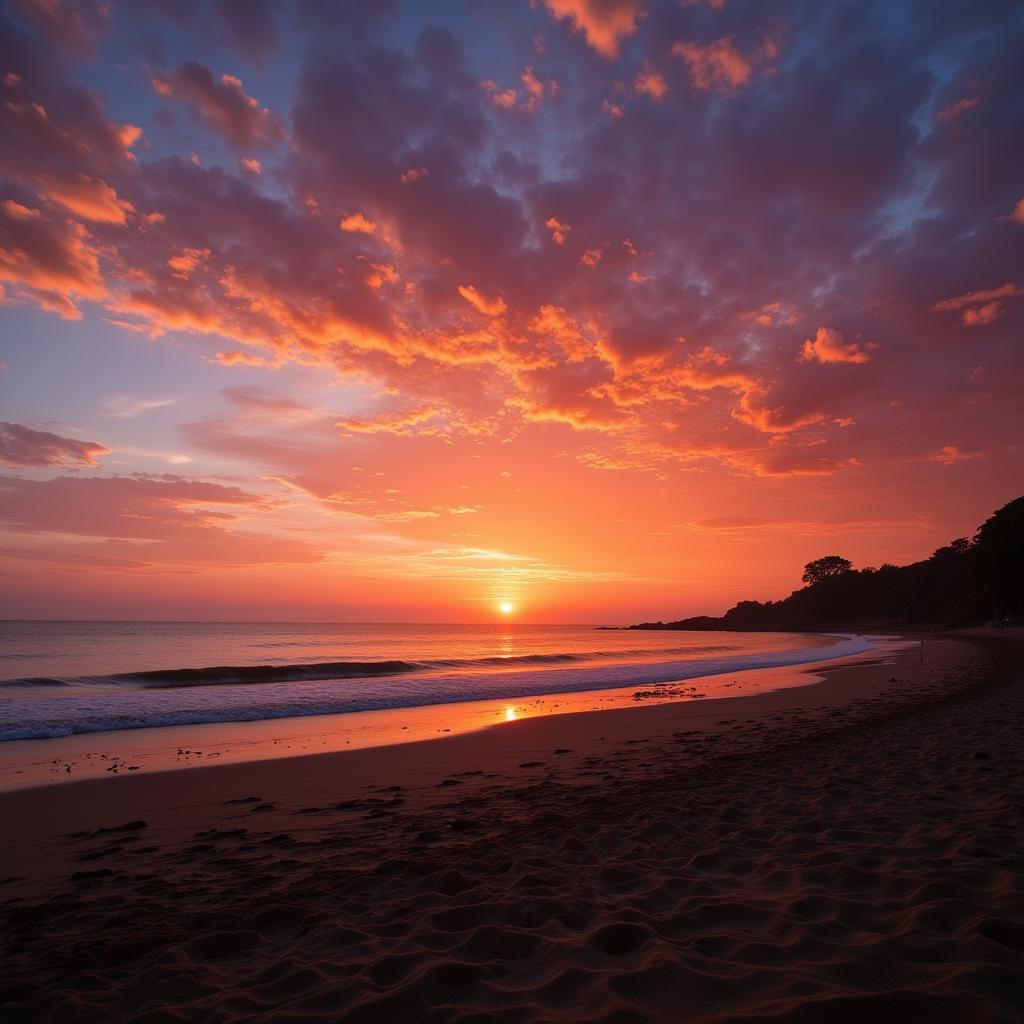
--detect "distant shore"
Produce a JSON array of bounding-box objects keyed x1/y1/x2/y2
[{"x1": 3, "y1": 630, "x2": 1022, "y2": 1021}]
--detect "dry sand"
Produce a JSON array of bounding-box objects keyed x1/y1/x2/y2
[{"x1": 1, "y1": 630, "x2": 1022, "y2": 1022}]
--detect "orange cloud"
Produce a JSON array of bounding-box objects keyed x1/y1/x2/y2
[
  {"x1": 529, "y1": 305, "x2": 593, "y2": 362},
  {"x1": 241, "y1": 157, "x2": 261, "y2": 175},
  {"x1": 482, "y1": 80, "x2": 518, "y2": 110},
  {"x1": 541, "y1": 0, "x2": 644, "y2": 59},
  {"x1": 366, "y1": 263, "x2": 399, "y2": 290},
  {"x1": 104, "y1": 317, "x2": 165, "y2": 339},
  {"x1": 114, "y1": 286, "x2": 219, "y2": 334},
  {"x1": 0, "y1": 422, "x2": 110, "y2": 468},
  {"x1": 671, "y1": 36, "x2": 774, "y2": 94},
  {"x1": 1, "y1": 200, "x2": 39, "y2": 221},
  {"x1": 339, "y1": 212, "x2": 376, "y2": 234},
  {"x1": 656, "y1": 347, "x2": 825, "y2": 435},
  {"x1": 40, "y1": 172, "x2": 135, "y2": 223},
  {"x1": 458, "y1": 284, "x2": 508, "y2": 317},
  {"x1": 580, "y1": 248, "x2": 603, "y2": 267},
  {"x1": 634, "y1": 67, "x2": 668, "y2": 100},
  {"x1": 520, "y1": 66, "x2": 546, "y2": 113},
  {"x1": 545, "y1": 217, "x2": 570, "y2": 244},
  {"x1": 936, "y1": 95, "x2": 982, "y2": 123},
  {"x1": 150, "y1": 75, "x2": 174, "y2": 97},
  {"x1": 339, "y1": 406, "x2": 446, "y2": 436},
  {"x1": 0, "y1": 203, "x2": 104, "y2": 316},
  {"x1": 602, "y1": 99, "x2": 625, "y2": 118},
  {"x1": 399, "y1": 166, "x2": 428, "y2": 184},
  {"x1": 930, "y1": 445, "x2": 981, "y2": 466},
  {"x1": 798, "y1": 326, "x2": 874, "y2": 365},
  {"x1": 931, "y1": 283, "x2": 1023, "y2": 326},
  {"x1": 167, "y1": 247, "x2": 211, "y2": 278}
]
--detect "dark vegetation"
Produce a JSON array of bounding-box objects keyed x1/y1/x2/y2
[{"x1": 631, "y1": 497, "x2": 1024, "y2": 632}]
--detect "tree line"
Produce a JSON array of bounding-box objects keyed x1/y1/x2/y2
[{"x1": 630, "y1": 496, "x2": 1023, "y2": 632}]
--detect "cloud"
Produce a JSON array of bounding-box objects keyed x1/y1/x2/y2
[
  {"x1": 99, "y1": 396, "x2": 176, "y2": 419},
  {"x1": 798, "y1": 327, "x2": 874, "y2": 365},
  {"x1": 375, "y1": 508, "x2": 441, "y2": 522},
  {"x1": 482, "y1": 79, "x2": 518, "y2": 110},
  {"x1": 929, "y1": 445, "x2": 981, "y2": 466},
  {"x1": 152, "y1": 62, "x2": 283, "y2": 148},
  {"x1": 40, "y1": 173, "x2": 135, "y2": 224},
  {"x1": 339, "y1": 212, "x2": 375, "y2": 234},
  {"x1": 458, "y1": 284, "x2": 507, "y2": 317},
  {"x1": 338, "y1": 406, "x2": 447, "y2": 436},
  {"x1": 399, "y1": 166, "x2": 428, "y2": 184},
  {"x1": 931, "y1": 283, "x2": 1023, "y2": 327},
  {"x1": 1, "y1": 0, "x2": 1021, "y2": 527},
  {"x1": 519, "y1": 66, "x2": 548, "y2": 113},
  {"x1": 0, "y1": 472, "x2": 321, "y2": 569},
  {"x1": 633, "y1": 67, "x2": 667, "y2": 101},
  {"x1": 0, "y1": 422, "x2": 110, "y2": 468},
  {"x1": 936, "y1": 95, "x2": 982, "y2": 123},
  {"x1": 529, "y1": 305, "x2": 593, "y2": 362},
  {"x1": 167, "y1": 247, "x2": 211, "y2": 278},
  {"x1": 0, "y1": 200, "x2": 104, "y2": 317},
  {"x1": 671, "y1": 37, "x2": 753, "y2": 93},
  {"x1": 11, "y1": 0, "x2": 111, "y2": 54},
  {"x1": 545, "y1": 216, "x2": 570, "y2": 244},
  {"x1": 541, "y1": 0, "x2": 644, "y2": 59}
]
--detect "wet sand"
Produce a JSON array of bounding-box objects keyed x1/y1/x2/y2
[{"x1": 2, "y1": 630, "x2": 1022, "y2": 1022}]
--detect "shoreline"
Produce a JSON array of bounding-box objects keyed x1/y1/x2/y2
[
  {"x1": 1, "y1": 632, "x2": 929, "y2": 871},
  {"x1": 2, "y1": 629, "x2": 1021, "y2": 1021},
  {"x1": 0, "y1": 632, "x2": 897, "y2": 794},
  {"x1": 0, "y1": 629, "x2": 864, "y2": 747}
]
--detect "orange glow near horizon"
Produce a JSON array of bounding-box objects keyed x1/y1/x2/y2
[{"x1": 499, "y1": 601, "x2": 515, "y2": 616}]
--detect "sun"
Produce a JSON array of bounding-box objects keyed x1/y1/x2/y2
[{"x1": 499, "y1": 601, "x2": 514, "y2": 615}]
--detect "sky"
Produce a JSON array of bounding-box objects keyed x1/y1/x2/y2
[{"x1": 0, "y1": 0, "x2": 1022, "y2": 624}]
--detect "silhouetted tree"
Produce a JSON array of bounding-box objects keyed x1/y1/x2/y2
[
  {"x1": 801, "y1": 556, "x2": 854, "y2": 585},
  {"x1": 973, "y1": 497, "x2": 1024, "y2": 620},
  {"x1": 933, "y1": 537, "x2": 972, "y2": 558}
]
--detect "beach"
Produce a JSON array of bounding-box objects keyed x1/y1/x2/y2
[{"x1": 2, "y1": 629, "x2": 1022, "y2": 1022}]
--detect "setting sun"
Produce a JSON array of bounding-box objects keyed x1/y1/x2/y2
[{"x1": 499, "y1": 602, "x2": 515, "y2": 615}]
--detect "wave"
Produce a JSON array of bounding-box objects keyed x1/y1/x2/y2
[
  {"x1": 0, "y1": 660, "x2": 422, "y2": 690},
  {"x1": 0, "y1": 644, "x2": 748, "y2": 690},
  {"x1": 0, "y1": 635, "x2": 876, "y2": 741}
]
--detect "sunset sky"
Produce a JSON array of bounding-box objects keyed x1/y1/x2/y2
[{"x1": 1, "y1": 0, "x2": 1021, "y2": 623}]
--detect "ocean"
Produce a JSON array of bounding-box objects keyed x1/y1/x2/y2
[{"x1": 0, "y1": 621, "x2": 873, "y2": 742}]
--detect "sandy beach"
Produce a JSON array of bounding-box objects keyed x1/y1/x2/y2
[{"x1": 1, "y1": 630, "x2": 1022, "y2": 1022}]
